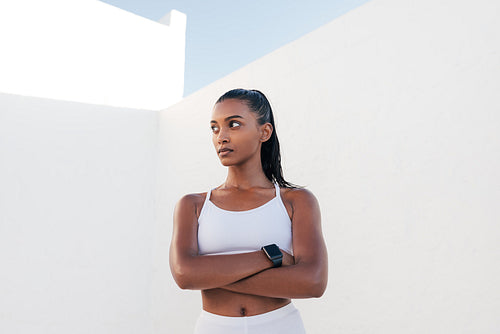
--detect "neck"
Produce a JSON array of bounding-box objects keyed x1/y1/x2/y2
[{"x1": 223, "y1": 155, "x2": 273, "y2": 190}]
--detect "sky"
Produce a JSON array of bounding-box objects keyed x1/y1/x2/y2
[{"x1": 98, "y1": 0, "x2": 371, "y2": 97}]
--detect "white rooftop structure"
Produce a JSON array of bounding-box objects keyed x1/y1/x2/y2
[{"x1": 0, "y1": 0, "x2": 186, "y2": 110}]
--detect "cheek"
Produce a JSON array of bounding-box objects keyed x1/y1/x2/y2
[{"x1": 239, "y1": 133, "x2": 261, "y2": 152}]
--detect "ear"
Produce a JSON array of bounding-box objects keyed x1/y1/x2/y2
[{"x1": 260, "y1": 122, "x2": 273, "y2": 142}]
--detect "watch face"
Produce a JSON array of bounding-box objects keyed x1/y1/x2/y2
[{"x1": 264, "y1": 245, "x2": 282, "y2": 259}]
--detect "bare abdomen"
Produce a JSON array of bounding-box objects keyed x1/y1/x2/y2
[{"x1": 201, "y1": 288, "x2": 291, "y2": 317}]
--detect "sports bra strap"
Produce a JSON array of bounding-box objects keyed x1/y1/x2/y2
[
  {"x1": 204, "y1": 188, "x2": 213, "y2": 205},
  {"x1": 274, "y1": 182, "x2": 281, "y2": 198}
]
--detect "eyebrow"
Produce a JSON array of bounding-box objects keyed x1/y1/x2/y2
[{"x1": 210, "y1": 115, "x2": 244, "y2": 124}]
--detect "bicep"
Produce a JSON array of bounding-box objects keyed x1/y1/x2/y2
[
  {"x1": 170, "y1": 195, "x2": 199, "y2": 268},
  {"x1": 290, "y1": 189, "x2": 327, "y2": 266}
]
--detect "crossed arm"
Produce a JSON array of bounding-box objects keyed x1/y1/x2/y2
[{"x1": 169, "y1": 188, "x2": 328, "y2": 299}]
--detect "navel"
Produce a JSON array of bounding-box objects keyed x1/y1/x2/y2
[{"x1": 240, "y1": 307, "x2": 247, "y2": 316}]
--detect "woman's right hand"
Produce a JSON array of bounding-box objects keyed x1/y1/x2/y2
[{"x1": 281, "y1": 249, "x2": 295, "y2": 267}]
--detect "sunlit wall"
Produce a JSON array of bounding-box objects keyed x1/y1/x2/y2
[{"x1": 0, "y1": 0, "x2": 186, "y2": 110}]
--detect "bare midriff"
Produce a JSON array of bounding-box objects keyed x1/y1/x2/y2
[{"x1": 201, "y1": 288, "x2": 291, "y2": 317}]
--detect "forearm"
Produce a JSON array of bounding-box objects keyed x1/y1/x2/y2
[
  {"x1": 170, "y1": 250, "x2": 273, "y2": 290},
  {"x1": 220, "y1": 261, "x2": 327, "y2": 299}
]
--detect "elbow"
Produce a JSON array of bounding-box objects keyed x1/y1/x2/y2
[
  {"x1": 173, "y1": 273, "x2": 192, "y2": 290},
  {"x1": 170, "y1": 261, "x2": 195, "y2": 290},
  {"x1": 306, "y1": 267, "x2": 327, "y2": 298},
  {"x1": 310, "y1": 278, "x2": 327, "y2": 298},
  {"x1": 293, "y1": 262, "x2": 328, "y2": 298}
]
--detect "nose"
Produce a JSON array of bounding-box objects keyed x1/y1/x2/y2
[{"x1": 217, "y1": 127, "x2": 230, "y2": 144}]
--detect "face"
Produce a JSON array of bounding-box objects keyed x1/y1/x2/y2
[{"x1": 210, "y1": 99, "x2": 272, "y2": 167}]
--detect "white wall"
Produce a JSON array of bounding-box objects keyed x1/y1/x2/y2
[
  {"x1": 155, "y1": 0, "x2": 500, "y2": 333},
  {"x1": 0, "y1": 0, "x2": 186, "y2": 110},
  {"x1": 0, "y1": 92, "x2": 157, "y2": 333}
]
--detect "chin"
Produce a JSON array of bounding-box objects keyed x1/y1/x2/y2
[
  {"x1": 218, "y1": 156, "x2": 243, "y2": 167},
  {"x1": 219, "y1": 159, "x2": 234, "y2": 167}
]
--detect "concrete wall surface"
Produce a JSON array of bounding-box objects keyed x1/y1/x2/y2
[
  {"x1": 0, "y1": 92, "x2": 158, "y2": 334},
  {"x1": 0, "y1": 0, "x2": 186, "y2": 110},
  {"x1": 155, "y1": 0, "x2": 500, "y2": 332}
]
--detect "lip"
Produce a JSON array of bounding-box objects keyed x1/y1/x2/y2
[{"x1": 218, "y1": 148, "x2": 233, "y2": 156}]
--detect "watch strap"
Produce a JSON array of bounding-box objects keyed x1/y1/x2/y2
[{"x1": 261, "y1": 244, "x2": 283, "y2": 268}]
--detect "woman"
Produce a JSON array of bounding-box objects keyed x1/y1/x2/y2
[{"x1": 169, "y1": 88, "x2": 328, "y2": 334}]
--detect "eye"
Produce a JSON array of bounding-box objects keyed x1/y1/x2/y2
[
  {"x1": 229, "y1": 120, "x2": 241, "y2": 128},
  {"x1": 211, "y1": 125, "x2": 219, "y2": 133}
]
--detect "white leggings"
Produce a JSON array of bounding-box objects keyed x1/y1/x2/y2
[{"x1": 193, "y1": 302, "x2": 307, "y2": 334}]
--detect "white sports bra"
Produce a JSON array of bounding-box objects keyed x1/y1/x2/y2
[{"x1": 197, "y1": 183, "x2": 293, "y2": 256}]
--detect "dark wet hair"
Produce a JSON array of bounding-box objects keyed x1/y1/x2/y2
[{"x1": 215, "y1": 88, "x2": 301, "y2": 188}]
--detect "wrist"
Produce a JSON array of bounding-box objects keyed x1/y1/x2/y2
[{"x1": 261, "y1": 244, "x2": 283, "y2": 268}]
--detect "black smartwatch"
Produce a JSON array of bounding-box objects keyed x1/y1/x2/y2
[{"x1": 261, "y1": 244, "x2": 283, "y2": 267}]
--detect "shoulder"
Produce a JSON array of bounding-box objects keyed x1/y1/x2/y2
[
  {"x1": 174, "y1": 192, "x2": 208, "y2": 217},
  {"x1": 281, "y1": 187, "x2": 320, "y2": 219},
  {"x1": 281, "y1": 187, "x2": 319, "y2": 206},
  {"x1": 176, "y1": 192, "x2": 206, "y2": 206}
]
